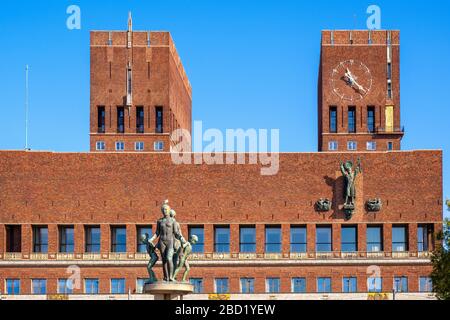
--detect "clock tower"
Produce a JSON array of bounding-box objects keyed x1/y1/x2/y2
[{"x1": 318, "y1": 30, "x2": 404, "y2": 152}]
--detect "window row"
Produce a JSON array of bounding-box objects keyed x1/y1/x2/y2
[
  {"x1": 328, "y1": 140, "x2": 394, "y2": 151},
  {"x1": 329, "y1": 105, "x2": 395, "y2": 133},
  {"x1": 97, "y1": 106, "x2": 163, "y2": 134},
  {"x1": 95, "y1": 140, "x2": 164, "y2": 151},
  {"x1": 3, "y1": 276, "x2": 433, "y2": 295},
  {"x1": 4, "y1": 224, "x2": 433, "y2": 254}
]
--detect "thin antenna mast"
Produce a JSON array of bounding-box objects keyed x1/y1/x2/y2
[{"x1": 25, "y1": 65, "x2": 30, "y2": 151}]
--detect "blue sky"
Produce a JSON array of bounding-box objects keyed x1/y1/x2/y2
[{"x1": 0, "y1": 0, "x2": 449, "y2": 216}]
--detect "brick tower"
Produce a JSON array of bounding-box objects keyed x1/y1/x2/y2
[
  {"x1": 90, "y1": 13, "x2": 192, "y2": 152},
  {"x1": 318, "y1": 30, "x2": 404, "y2": 152}
]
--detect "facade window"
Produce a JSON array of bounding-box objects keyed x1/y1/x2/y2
[
  {"x1": 329, "y1": 106, "x2": 337, "y2": 133},
  {"x1": 387, "y1": 82, "x2": 393, "y2": 99},
  {"x1": 59, "y1": 226, "x2": 74, "y2": 253},
  {"x1": 32, "y1": 279, "x2": 47, "y2": 294},
  {"x1": 393, "y1": 276, "x2": 408, "y2": 293},
  {"x1": 32, "y1": 226, "x2": 48, "y2": 253},
  {"x1": 290, "y1": 226, "x2": 307, "y2": 253},
  {"x1": 136, "y1": 278, "x2": 146, "y2": 294},
  {"x1": 117, "y1": 107, "x2": 125, "y2": 133},
  {"x1": 137, "y1": 226, "x2": 152, "y2": 253},
  {"x1": 367, "y1": 106, "x2": 375, "y2": 132},
  {"x1": 111, "y1": 278, "x2": 126, "y2": 294},
  {"x1": 98, "y1": 106, "x2": 105, "y2": 133},
  {"x1": 419, "y1": 277, "x2": 433, "y2": 292},
  {"x1": 328, "y1": 141, "x2": 338, "y2": 151},
  {"x1": 343, "y1": 277, "x2": 357, "y2": 293},
  {"x1": 135, "y1": 141, "x2": 144, "y2": 151},
  {"x1": 392, "y1": 226, "x2": 408, "y2": 252},
  {"x1": 292, "y1": 277, "x2": 306, "y2": 293},
  {"x1": 96, "y1": 141, "x2": 105, "y2": 151},
  {"x1": 190, "y1": 278, "x2": 204, "y2": 293},
  {"x1": 189, "y1": 226, "x2": 204, "y2": 253},
  {"x1": 240, "y1": 226, "x2": 256, "y2": 253},
  {"x1": 111, "y1": 226, "x2": 127, "y2": 253},
  {"x1": 115, "y1": 141, "x2": 125, "y2": 151},
  {"x1": 348, "y1": 106, "x2": 356, "y2": 133},
  {"x1": 6, "y1": 279, "x2": 20, "y2": 295},
  {"x1": 317, "y1": 277, "x2": 331, "y2": 293},
  {"x1": 136, "y1": 106, "x2": 144, "y2": 133},
  {"x1": 387, "y1": 62, "x2": 392, "y2": 79},
  {"x1": 58, "y1": 278, "x2": 73, "y2": 294},
  {"x1": 240, "y1": 278, "x2": 255, "y2": 293},
  {"x1": 347, "y1": 141, "x2": 357, "y2": 151},
  {"x1": 387, "y1": 141, "x2": 393, "y2": 150},
  {"x1": 367, "y1": 226, "x2": 383, "y2": 252},
  {"x1": 5, "y1": 225, "x2": 21, "y2": 253},
  {"x1": 367, "y1": 277, "x2": 382, "y2": 292},
  {"x1": 265, "y1": 226, "x2": 281, "y2": 253},
  {"x1": 85, "y1": 226, "x2": 101, "y2": 253},
  {"x1": 366, "y1": 141, "x2": 376, "y2": 151},
  {"x1": 215, "y1": 278, "x2": 229, "y2": 294},
  {"x1": 316, "y1": 226, "x2": 332, "y2": 252},
  {"x1": 341, "y1": 226, "x2": 357, "y2": 252},
  {"x1": 266, "y1": 278, "x2": 280, "y2": 293},
  {"x1": 154, "y1": 141, "x2": 164, "y2": 151},
  {"x1": 155, "y1": 106, "x2": 163, "y2": 133},
  {"x1": 418, "y1": 225, "x2": 431, "y2": 252},
  {"x1": 85, "y1": 279, "x2": 99, "y2": 294},
  {"x1": 214, "y1": 226, "x2": 230, "y2": 253}
]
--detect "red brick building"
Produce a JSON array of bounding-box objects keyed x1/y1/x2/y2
[{"x1": 0, "y1": 22, "x2": 443, "y2": 299}]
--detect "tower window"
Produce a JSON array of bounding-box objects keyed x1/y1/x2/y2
[
  {"x1": 96, "y1": 141, "x2": 105, "y2": 151},
  {"x1": 367, "y1": 141, "x2": 377, "y2": 151},
  {"x1": 347, "y1": 141, "x2": 357, "y2": 151},
  {"x1": 135, "y1": 142, "x2": 144, "y2": 151},
  {"x1": 387, "y1": 82, "x2": 393, "y2": 99},
  {"x1": 348, "y1": 106, "x2": 356, "y2": 133},
  {"x1": 329, "y1": 106, "x2": 337, "y2": 133},
  {"x1": 136, "y1": 106, "x2": 144, "y2": 133},
  {"x1": 387, "y1": 141, "x2": 393, "y2": 151},
  {"x1": 387, "y1": 63, "x2": 392, "y2": 79},
  {"x1": 59, "y1": 226, "x2": 74, "y2": 253},
  {"x1": 115, "y1": 141, "x2": 125, "y2": 151},
  {"x1": 367, "y1": 106, "x2": 375, "y2": 133},
  {"x1": 154, "y1": 141, "x2": 164, "y2": 151},
  {"x1": 32, "y1": 226, "x2": 48, "y2": 253},
  {"x1": 155, "y1": 106, "x2": 163, "y2": 133},
  {"x1": 117, "y1": 107, "x2": 125, "y2": 133},
  {"x1": 98, "y1": 106, "x2": 105, "y2": 133},
  {"x1": 328, "y1": 141, "x2": 338, "y2": 151}
]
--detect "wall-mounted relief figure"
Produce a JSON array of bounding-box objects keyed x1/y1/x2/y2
[
  {"x1": 340, "y1": 158, "x2": 362, "y2": 220},
  {"x1": 366, "y1": 198, "x2": 382, "y2": 212},
  {"x1": 315, "y1": 198, "x2": 332, "y2": 212}
]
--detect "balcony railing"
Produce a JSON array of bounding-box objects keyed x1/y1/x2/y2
[{"x1": 374, "y1": 126, "x2": 405, "y2": 135}]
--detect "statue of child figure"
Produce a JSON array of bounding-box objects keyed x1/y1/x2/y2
[
  {"x1": 140, "y1": 233, "x2": 158, "y2": 283},
  {"x1": 173, "y1": 234, "x2": 198, "y2": 282}
]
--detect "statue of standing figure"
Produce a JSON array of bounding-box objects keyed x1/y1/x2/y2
[
  {"x1": 340, "y1": 158, "x2": 362, "y2": 219},
  {"x1": 140, "y1": 233, "x2": 158, "y2": 283},
  {"x1": 173, "y1": 235, "x2": 198, "y2": 282}
]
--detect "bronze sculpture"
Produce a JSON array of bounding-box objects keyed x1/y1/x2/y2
[
  {"x1": 140, "y1": 233, "x2": 158, "y2": 283},
  {"x1": 173, "y1": 234, "x2": 198, "y2": 282},
  {"x1": 340, "y1": 158, "x2": 362, "y2": 219}
]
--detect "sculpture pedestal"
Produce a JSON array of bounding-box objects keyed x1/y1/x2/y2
[{"x1": 143, "y1": 282, "x2": 193, "y2": 300}]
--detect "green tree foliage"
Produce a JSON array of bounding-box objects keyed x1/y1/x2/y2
[
  {"x1": 431, "y1": 218, "x2": 450, "y2": 300},
  {"x1": 446, "y1": 199, "x2": 450, "y2": 211}
]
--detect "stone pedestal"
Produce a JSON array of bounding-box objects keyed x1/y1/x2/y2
[{"x1": 143, "y1": 282, "x2": 193, "y2": 300}]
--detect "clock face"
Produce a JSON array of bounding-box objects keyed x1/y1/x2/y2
[{"x1": 330, "y1": 60, "x2": 373, "y2": 102}]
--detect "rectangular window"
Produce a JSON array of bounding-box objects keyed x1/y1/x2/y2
[
  {"x1": 111, "y1": 278, "x2": 126, "y2": 294},
  {"x1": 347, "y1": 141, "x2": 357, "y2": 151},
  {"x1": 215, "y1": 278, "x2": 229, "y2": 294},
  {"x1": 240, "y1": 226, "x2": 256, "y2": 253},
  {"x1": 292, "y1": 277, "x2": 306, "y2": 293},
  {"x1": 367, "y1": 277, "x2": 382, "y2": 292},
  {"x1": 329, "y1": 106, "x2": 337, "y2": 133},
  {"x1": 419, "y1": 277, "x2": 432, "y2": 293},
  {"x1": 136, "y1": 106, "x2": 144, "y2": 133},
  {"x1": 266, "y1": 278, "x2": 280, "y2": 293},
  {"x1": 290, "y1": 226, "x2": 307, "y2": 253},
  {"x1": 58, "y1": 278, "x2": 73, "y2": 294},
  {"x1": 348, "y1": 106, "x2": 356, "y2": 133},
  {"x1": 117, "y1": 107, "x2": 125, "y2": 133},
  {"x1": 366, "y1": 141, "x2": 377, "y2": 151},
  {"x1": 6, "y1": 279, "x2": 20, "y2": 295},
  {"x1": 343, "y1": 277, "x2": 357, "y2": 293},
  {"x1": 189, "y1": 226, "x2": 204, "y2": 253},
  {"x1": 328, "y1": 141, "x2": 338, "y2": 151},
  {"x1": 136, "y1": 278, "x2": 146, "y2": 294},
  {"x1": 190, "y1": 278, "x2": 204, "y2": 293},
  {"x1": 135, "y1": 141, "x2": 144, "y2": 151},
  {"x1": 96, "y1": 141, "x2": 105, "y2": 151},
  {"x1": 115, "y1": 141, "x2": 125, "y2": 151},
  {"x1": 33, "y1": 226, "x2": 48, "y2": 253},
  {"x1": 6, "y1": 225, "x2": 21, "y2": 253},
  {"x1": 317, "y1": 277, "x2": 331, "y2": 293},
  {"x1": 387, "y1": 82, "x2": 393, "y2": 99},
  {"x1": 240, "y1": 278, "x2": 255, "y2": 294},
  {"x1": 85, "y1": 226, "x2": 101, "y2": 253},
  {"x1": 387, "y1": 62, "x2": 392, "y2": 79},
  {"x1": 32, "y1": 279, "x2": 47, "y2": 294},
  {"x1": 98, "y1": 106, "x2": 105, "y2": 133},
  {"x1": 85, "y1": 279, "x2": 99, "y2": 294},
  {"x1": 154, "y1": 141, "x2": 164, "y2": 151},
  {"x1": 418, "y1": 225, "x2": 432, "y2": 252},
  {"x1": 316, "y1": 226, "x2": 332, "y2": 252},
  {"x1": 155, "y1": 106, "x2": 163, "y2": 133},
  {"x1": 387, "y1": 141, "x2": 393, "y2": 151},
  {"x1": 137, "y1": 226, "x2": 152, "y2": 253},
  {"x1": 392, "y1": 226, "x2": 408, "y2": 252},
  {"x1": 265, "y1": 226, "x2": 281, "y2": 253},
  {"x1": 341, "y1": 226, "x2": 357, "y2": 252},
  {"x1": 59, "y1": 226, "x2": 74, "y2": 253},
  {"x1": 393, "y1": 276, "x2": 408, "y2": 293},
  {"x1": 367, "y1": 106, "x2": 375, "y2": 132},
  {"x1": 214, "y1": 226, "x2": 230, "y2": 253},
  {"x1": 367, "y1": 226, "x2": 383, "y2": 252},
  {"x1": 111, "y1": 226, "x2": 127, "y2": 253}
]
